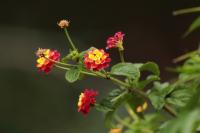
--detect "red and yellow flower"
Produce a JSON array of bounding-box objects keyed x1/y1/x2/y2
[
  {"x1": 84, "y1": 48, "x2": 111, "y2": 71},
  {"x1": 106, "y1": 32, "x2": 125, "y2": 50},
  {"x1": 78, "y1": 89, "x2": 98, "y2": 115},
  {"x1": 36, "y1": 48, "x2": 60, "y2": 73}
]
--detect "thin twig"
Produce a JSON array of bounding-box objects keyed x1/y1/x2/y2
[{"x1": 173, "y1": 7, "x2": 200, "y2": 16}]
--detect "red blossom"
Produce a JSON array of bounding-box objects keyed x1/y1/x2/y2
[
  {"x1": 36, "y1": 48, "x2": 60, "y2": 73},
  {"x1": 78, "y1": 89, "x2": 98, "y2": 115},
  {"x1": 84, "y1": 48, "x2": 111, "y2": 71},
  {"x1": 106, "y1": 32, "x2": 125, "y2": 50}
]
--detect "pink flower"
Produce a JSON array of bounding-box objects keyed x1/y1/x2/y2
[{"x1": 106, "y1": 32, "x2": 125, "y2": 50}]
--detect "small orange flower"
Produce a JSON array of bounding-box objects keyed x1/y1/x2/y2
[
  {"x1": 136, "y1": 102, "x2": 148, "y2": 113},
  {"x1": 78, "y1": 89, "x2": 98, "y2": 115},
  {"x1": 84, "y1": 48, "x2": 111, "y2": 71},
  {"x1": 58, "y1": 19, "x2": 70, "y2": 28},
  {"x1": 36, "y1": 48, "x2": 60, "y2": 73},
  {"x1": 109, "y1": 128, "x2": 122, "y2": 133}
]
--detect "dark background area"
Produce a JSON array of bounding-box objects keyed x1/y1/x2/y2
[{"x1": 0, "y1": 0, "x2": 200, "y2": 133}]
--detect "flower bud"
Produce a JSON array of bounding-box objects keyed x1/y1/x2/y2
[{"x1": 58, "y1": 19, "x2": 70, "y2": 28}]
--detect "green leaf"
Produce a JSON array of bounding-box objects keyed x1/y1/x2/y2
[
  {"x1": 148, "y1": 82, "x2": 173, "y2": 110},
  {"x1": 166, "y1": 85, "x2": 194, "y2": 107},
  {"x1": 159, "y1": 107, "x2": 200, "y2": 133},
  {"x1": 127, "y1": 62, "x2": 160, "y2": 89},
  {"x1": 139, "y1": 62, "x2": 160, "y2": 76},
  {"x1": 184, "y1": 16, "x2": 200, "y2": 37},
  {"x1": 159, "y1": 88, "x2": 200, "y2": 133},
  {"x1": 96, "y1": 89, "x2": 130, "y2": 113},
  {"x1": 96, "y1": 89, "x2": 131, "y2": 128},
  {"x1": 138, "y1": 75, "x2": 160, "y2": 89},
  {"x1": 111, "y1": 63, "x2": 140, "y2": 80},
  {"x1": 65, "y1": 68, "x2": 80, "y2": 83}
]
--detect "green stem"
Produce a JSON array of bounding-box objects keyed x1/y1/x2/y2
[
  {"x1": 55, "y1": 65, "x2": 69, "y2": 70},
  {"x1": 111, "y1": 90, "x2": 128, "y2": 102},
  {"x1": 64, "y1": 28, "x2": 77, "y2": 51},
  {"x1": 173, "y1": 50, "x2": 198, "y2": 63},
  {"x1": 125, "y1": 103, "x2": 140, "y2": 121},
  {"x1": 110, "y1": 77, "x2": 130, "y2": 88},
  {"x1": 118, "y1": 49, "x2": 125, "y2": 62},
  {"x1": 55, "y1": 65, "x2": 98, "y2": 77},
  {"x1": 163, "y1": 104, "x2": 178, "y2": 117},
  {"x1": 114, "y1": 115, "x2": 132, "y2": 129},
  {"x1": 45, "y1": 57, "x2": 77, "y2": 67},
  {"x1": 173, "y1": 7, "x2": 200, "y2": 16}
]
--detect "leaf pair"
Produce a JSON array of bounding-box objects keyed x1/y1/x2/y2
[{"x1": 111, "y1": 62, "x2": 160, "y2": 89}]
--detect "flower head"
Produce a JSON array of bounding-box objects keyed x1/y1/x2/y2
[
  {"x1": 84, "y1": 48, "x2": 111, "y2": 71},
  {"x1": 78, "y1": 89, "x2": 98, "y2": 115},
  {"x1": 36, "y1": 48, "x2": 60, "y2": 73},
  {"x1": 58, "y1": 19, "x2": 70, "y2": 28},
  {"x1": 106, "y1": 32, "x2": 125, "y2": 50}
]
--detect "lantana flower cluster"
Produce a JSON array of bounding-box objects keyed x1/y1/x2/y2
[
  {"x1": 36, "y1": 48, "x2": 60, "y2": 73},
  {"x1": 78, "y1": 89, "x2": 98, "y2": 115},
  {"x1": 34, "y1": 18, "x2": 196, "y2": 133},
  {"x1": 35, "y1": 19, "x2": 126, "y2": 115},
  {"x1": 84, "y1": 48, "x2": 111, "y2": 71}
]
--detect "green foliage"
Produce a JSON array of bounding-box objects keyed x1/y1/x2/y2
[
  {"x1": 184, "y1": 16, "x2": 200, "y2": 37},
  {"x1": 132, "y1": 62, "x2": 160, "y2": 88},
  {"x1": 125, "y1": 114, "x2": 163, "y2": 133},
  {"x1": 96, "y1": 89, "x2": 129, "y2": 112},
  {"x1": 159, "y1": 89, "x2": 200, "y2": 133},
  {"x1": 65, "y1": 68, "x2": 80, "y2": 83},
  {"x1": 126, "y1": 93, "x2": 145, "y2": 112},
  {"x1": 111, "y1": 63, "x2": 140, "y2": 80},
  {"x1": 173, "y1": 6, "x2": 200, "y2": 37},
  {"x1": 138, "y1": 62, "x2": 160, "y2": 76},
  {"x1": 95, "y1": 89, "x2": 132, "y2": 128},
  {"x1": 61, "y1": 49, "x2": 79, "y2": 62},
  {"x1": 138, "y1": 75, "x2": 160, "y2": 89},
  {"x1": 148, "y1": 82, "x2": 173, "y2": 110},
  {"x1": 112, "y1": 62, "x2": 160, "y2": 89},
  {"x1": 166, "y1": 85, "x2": 194, "y2": 107},
  {"x1": 177, "y1": 54, "x2": 200, "y2": 74}
]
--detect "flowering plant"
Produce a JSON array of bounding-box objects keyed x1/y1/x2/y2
[{"x1": 35, "y1": 15, "x2": 200, "y2": 133}]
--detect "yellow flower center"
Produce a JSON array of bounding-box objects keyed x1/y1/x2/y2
[
  {"x1": 37, "y1": 57, "x2": 45, "y2": 64},
  {"x1": 36, "y1": 49, "x2": 51, "y2": 67},
  {"x1": 43, "y1": 49, "x2": 50, "y2": 58},
  {"x1": 88, "y1": 49, "x2": 106, "y2": 64}
]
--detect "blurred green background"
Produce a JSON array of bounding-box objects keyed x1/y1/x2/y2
[{"x1": 0, "y1": 0, "x2": 200, "y2": 133}]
